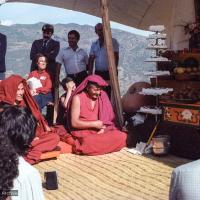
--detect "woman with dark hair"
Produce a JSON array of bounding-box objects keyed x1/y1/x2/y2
[
  {"x1": 0, "y1": 106, "x2": 36, "y2": 156},
  {"x1": 60, "y1": 77, "x2": 76, "y2": 109},
  {"x1": 0, "y1": 106, "x2": 44, "y2": 200},
  {"x1": 56, "y1": 77, "x2": 76, "y2": 125},
  {"x1": 0, "y1": 75, "x2": 61, "y2": 164}
]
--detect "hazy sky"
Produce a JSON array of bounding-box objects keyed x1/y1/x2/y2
[{"x1": 0, "y1": 2, "x2": 150, "y2": 36}]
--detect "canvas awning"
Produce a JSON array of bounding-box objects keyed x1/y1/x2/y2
[
  {"x1": 6, "y1": 0, "x2": 173, "y2": 30},
  {"x1": 6, "y1": 0, "x2": 195, "y2": 49}
]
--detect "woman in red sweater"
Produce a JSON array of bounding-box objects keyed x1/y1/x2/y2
[{"x1": 28, "y1": 53, "x2": 53, "y2": 111}]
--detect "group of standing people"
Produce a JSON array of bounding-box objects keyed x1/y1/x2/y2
[
  {"x1": 18, "y1": 22, "x2": 119, "y2": 114},
  {"x1": 29, "y1": 23, "x2": 119, "y2": 96}
]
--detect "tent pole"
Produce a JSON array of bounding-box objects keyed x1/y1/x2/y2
[
  {"x1": 53, "y1": 66, "x2": 60, "y2": 124},
  {"x1": 100, "y1": 0, "x2": 124, "y2": 127},
  {"x1": 194, "y1": 0, "x2": 200, "y2": 23}
]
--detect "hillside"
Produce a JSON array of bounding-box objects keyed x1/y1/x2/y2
[{"x1": 0, "y1": 23, "x2": 154, "y2": 94}]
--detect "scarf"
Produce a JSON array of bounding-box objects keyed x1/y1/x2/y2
[
  {"x1": 0, "y1": 75, "x2": 47, "y2": 133},
  {"x1": 67, "y1": 75, "x2": 115, "y2": 128}
]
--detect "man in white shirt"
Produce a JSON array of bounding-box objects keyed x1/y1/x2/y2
[
  {"x1": 88, "y1": 23, "x2": 119, "y2": 97},
  {"x1": 56, "y1": 30, "x2": 88, "y2": 86}
]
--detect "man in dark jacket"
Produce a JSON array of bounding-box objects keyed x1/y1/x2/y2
[
  {"x1": 30, "y1": 24, "x2": 60, "y2": 80},
  {"x1": 0, "y1": 33, "x2": 7, "y2": 80}
]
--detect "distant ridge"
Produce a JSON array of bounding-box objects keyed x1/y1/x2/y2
[{"x1": 0, "y1": 23, "x2": 154, "y2": 93}]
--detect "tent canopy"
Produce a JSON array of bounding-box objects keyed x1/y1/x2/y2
[
  {"x1": 5, "y1": 0, "x2": 191, "y2": 30},
  {"x1": 6, "y1": 0, "x2": 195, "y2": 49}
]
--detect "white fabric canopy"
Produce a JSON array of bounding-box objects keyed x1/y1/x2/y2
[{"x1": 6, "y1": 0, "x2": 196, "y2": 49}]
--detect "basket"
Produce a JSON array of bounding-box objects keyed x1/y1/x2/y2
[{"x1": 152, "y1": 135, "x2": 170, "y2": 156}]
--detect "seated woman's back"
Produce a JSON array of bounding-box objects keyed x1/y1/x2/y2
[
  {"x1": 0, "y1": 106, "x2": 45, "y2": 200},
  {"x1": 12, "y1": 157, "x2": 44, "y2": 200}
]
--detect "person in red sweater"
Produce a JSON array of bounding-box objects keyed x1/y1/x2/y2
[{"x1": 28, "y1": 53, "x2": 53, "y2": 110}]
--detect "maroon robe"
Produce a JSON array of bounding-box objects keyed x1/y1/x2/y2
[
  {"x1": 68, "y1": 75, "x2": 127, "y2": 155},
  {"x1": 0, "y1": 75, "x2": 61, "y2": 164}
]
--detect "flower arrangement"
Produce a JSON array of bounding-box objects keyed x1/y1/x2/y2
[{"x1": 184, "y1": 22, "x2": 200, "y2": 35}]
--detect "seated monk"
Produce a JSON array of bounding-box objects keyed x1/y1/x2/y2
[
  {"x1": 68, "y1": 75, "x2": 127, "y2": 155},
  {"x1": 0, "y1": 75, "x2": 72, "y2": 164}
]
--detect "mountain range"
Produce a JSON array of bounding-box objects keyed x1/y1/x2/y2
[{"x1": 0, "y1": 23, "x2": 154, "y2": 94}]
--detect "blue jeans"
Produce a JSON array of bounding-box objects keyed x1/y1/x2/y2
[
  {"x1": 0, "y1": 72, "x2": 5, "y2": 80},
  {"x1": 33, "y1": 92, "x2": 53, "y2": 111}
]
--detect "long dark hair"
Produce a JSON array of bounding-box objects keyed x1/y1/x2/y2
[
  {"x1": 0, "y1": 106, "x2": 19, "y2": 200},
  {"x1": 0, "y1": 106, "x2": 37, "y2": 156},
  {"x1": 0, "y1": 134, "x2": 18, "y2": 200},
  {"x1": 0, "y1": 106, "x2": 37, "y2": 200}
]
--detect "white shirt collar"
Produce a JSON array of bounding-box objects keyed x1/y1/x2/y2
[{"x1": 66, "y1": 46, "x2": 84, "y2": 53}]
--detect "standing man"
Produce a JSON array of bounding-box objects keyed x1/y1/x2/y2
[
  {"x1": 0, "y1": 33, "x2": 7, "y2": 80},
  {"x1": 30, "y1": 24, "x2": 60, "y2": 80},
  {"x1": 56, "y1": 30, "x2": 88, "y2": 86},
  {"x1": 88, "y1": 23, "x2": 119, "y2": 97}
]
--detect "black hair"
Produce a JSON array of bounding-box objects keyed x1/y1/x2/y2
[
  {"x1": 42, "y1": 24, "x2": 54, "y2": 34},
  {"x1": 0, "y1": 102, "x2": 11, "y2": 113},
  {"x1": 0, "y1": 106, "x2": 19, "y2": 200},
  {"x1": 0, "y1": 133, "x2": 18, "y2": 200},
  {"x1": 95, "y1": 23, "x2": 103, "y2": 32},
  {"x1": 68, "y1": 30, "x2": 80, "y2": 40},
  {"x1": 0, "y1": 106, "x2": 37, "y2": 156},
  {"x1": 60, "y1": 77, "x2": 74, "y2": 90}
]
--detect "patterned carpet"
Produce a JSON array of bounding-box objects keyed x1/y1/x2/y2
[{"x1": 35, "y1": 149, "x2": 190, "y2": 200}]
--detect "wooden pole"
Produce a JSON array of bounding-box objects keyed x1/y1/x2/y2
[
  {"x1": 53, "y1": 85, "x2": 59, "y2": 124},
  {"x1": 100, "y1": 0, "x2": 124, "y2": 127},
  {"x1": 53, "y1": 66, "x2": 60, "y2": 124},
  {"x1": 194, "y1": 0, "x2": 200, "y2": 23}
]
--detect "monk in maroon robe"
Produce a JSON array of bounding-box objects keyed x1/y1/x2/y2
[
  {"x1": 68, "y1": 75, "x2": 127, "y2": 155},
  {"x1": 0, "y1": 75, "x2": 71, "y2": 164}
]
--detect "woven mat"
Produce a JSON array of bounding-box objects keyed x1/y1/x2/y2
[{"x1": 35, "y1": 149, "x2": 190, "y2": 200}]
